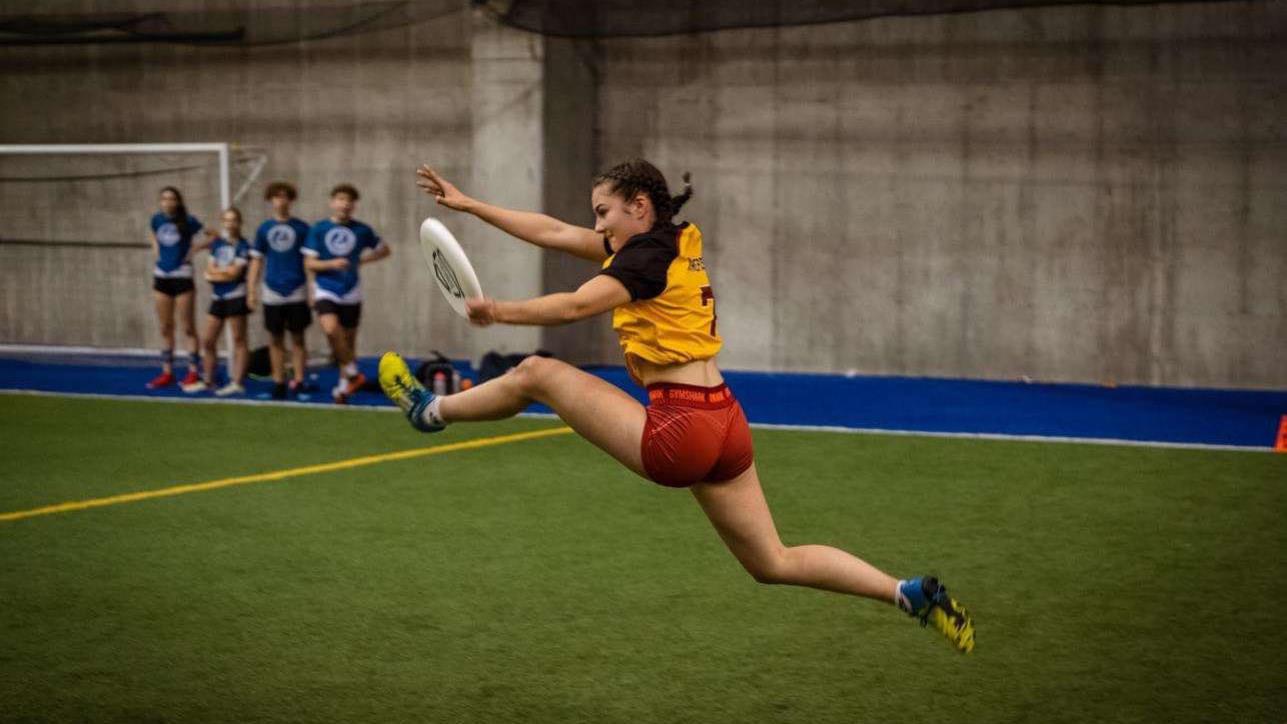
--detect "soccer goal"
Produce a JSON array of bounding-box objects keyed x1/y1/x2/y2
[{"x1": 0, "y1": 142, "x2": 267, "y2": 352}]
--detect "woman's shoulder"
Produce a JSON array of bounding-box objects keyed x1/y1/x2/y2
[{"x1": 622, "y1": 223, "x2": 685, "y2": 251}]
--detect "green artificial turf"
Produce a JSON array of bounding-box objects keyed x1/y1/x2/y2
[{"x1": 1, "y1": 394, "x2": 1284, "y2": 723}]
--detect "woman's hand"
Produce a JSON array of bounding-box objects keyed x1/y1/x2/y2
[
  {"x1": 416, "y1": 165, "x2": 474, "y2": 212},
  {"x1": 465, "y1": 297, "x2": 497, "y2": 327}
]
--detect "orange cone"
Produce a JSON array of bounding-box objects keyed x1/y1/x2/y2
[{"x1": 1276, "y1": 415, "x2": 1287, "y2": 453}]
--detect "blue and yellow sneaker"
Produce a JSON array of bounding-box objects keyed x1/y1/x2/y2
[
  {"x1": 378, "y1": 352, "x2": 443, "y2": 433},
  {"x1": 897, "y1": 576, "x2": 975, "y2": 653}
]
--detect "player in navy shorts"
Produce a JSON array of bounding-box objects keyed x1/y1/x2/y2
[
  {"x1": 302, "y1": 183, "x2": 391, "y2": 403},
  {"x1": 249, "y1": 181, "x2": 313, "y2": 400},
  {"x1": 147, "y1": 186, "x2": 210, "y2": 389},
  {"x1": 183, "y1": 208, "x2": 251, "y2": 397}
]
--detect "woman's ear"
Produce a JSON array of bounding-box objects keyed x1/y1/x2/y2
[{"x1": 630, "y1": 192, "x2": 651, "y2": 221}]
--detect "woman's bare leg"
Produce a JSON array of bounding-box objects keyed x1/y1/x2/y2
[
  {"x1": 438, "y1": 355, "x2": 647, "y2": 476},
  {"x1": 690, "y1": 463, "x2": 899, "y2": 603},
  {"x1": 230, "y1": 316, "x2": 248, "y2": 383},
  {"x1": 200, "y1": 316, "x2": 223, "y2": 384},
  {"x1": 153, "y1": 292, "x2": 176, "y2": 374},
  {"x1": 176, "y1": 291, "x2": 199, "y2": 371}
]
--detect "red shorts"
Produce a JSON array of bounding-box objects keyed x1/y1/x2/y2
[{"x1": 641, "y1": 383, "x2": 755, "y2": 488}]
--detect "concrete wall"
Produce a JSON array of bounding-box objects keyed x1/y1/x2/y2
[
  {"x1": 0, "y1": 4, "x2": 486, "y2": 362},
  {"x1": 593, "y1": 1, "x2": 1286, "y2": 388},
  {"x1": 3, "y1": 2, "x2": 1284, "y2": 389}
]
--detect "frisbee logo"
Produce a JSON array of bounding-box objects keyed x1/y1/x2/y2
[
  {"x1": 324, "y1": 227, "x2": 357, "y2": 256},
  {"x1": 156, "y1": 223, "x2": 180, "y2": 247},
  {"x1": 267, "y1": 224, "x2": 296, "y2": 252},
  {"x1": 433, "y1": 249, "x2": 464, "y2": 299},
  {"x1": 215, "y1": 245, "x2": 236, "y2": 266}
]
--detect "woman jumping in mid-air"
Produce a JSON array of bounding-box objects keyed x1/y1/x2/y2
[{"x1": 379, "y1": 159, "x2": 974, "y2": 652}]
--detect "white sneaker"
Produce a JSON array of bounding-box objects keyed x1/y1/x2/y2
[
  {"x1": 214, "y1": 382, "x2": 245, "y2": 397},
  {"x1": 181, "y1": 380, "x2": 209, "y2": 394}
]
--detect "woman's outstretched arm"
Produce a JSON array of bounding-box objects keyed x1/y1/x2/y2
[{"x1": 416, "y1": 164, "x2": 607, "y2": 262}]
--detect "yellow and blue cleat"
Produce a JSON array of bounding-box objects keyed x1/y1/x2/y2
[
  {"x1": 378, "y1": 352, "x2": 444, "y2": 433},
  {"x1": 897, "y1": 576, "x2": 975, "y2": 653}
]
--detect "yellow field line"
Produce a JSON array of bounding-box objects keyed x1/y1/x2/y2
[{"x1": 0, "y1": 426, "x2": 574, "y2": 524}]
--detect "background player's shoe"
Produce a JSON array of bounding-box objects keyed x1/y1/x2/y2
[
  {"x1": 215, "y1": 381, "x2": 245, "y2": 397},
  {"x1": 896, "y1": 576, "x2": 975, "y2": 653},
  {"x1": 378, "y1": 352, "x2": 443, "y2": 433},
  {"x1": 181, "y1": 369, "x2": 201, "y2": 387},
  {"x1": 343, "y1": 372, "x2": 367, "y2": 397},
  {"x1": 181, "y1": 379, "x2": 209, "y2": 394},
  {"x1": 146, "y1": 371, "x2": 174, "y2": 389}
]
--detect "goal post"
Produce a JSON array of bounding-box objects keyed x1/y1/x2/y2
[{"x1": 0, "y1": 143, "x2": 233, "y2": 210}]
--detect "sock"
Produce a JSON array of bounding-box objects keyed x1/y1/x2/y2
[
  {"x1": 190, "y1": 350, "x2": 202, "y2": 370},
  {"x1": 161, "y1": 349, "x2": 174, "y2": 368},
  {"x1": 342, "y1": 361, "x2": 359, "y2": 378},
  {"x1": 896, "y1": 578, "x2": 924, "y2": 615},
  {"x1": 421, "y1": 396, "x2": 446, "y2": 427}
]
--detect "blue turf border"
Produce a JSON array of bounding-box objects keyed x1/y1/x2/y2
[{"x1": 1, "y1": 352, "x2": 1284, "y2": 449}]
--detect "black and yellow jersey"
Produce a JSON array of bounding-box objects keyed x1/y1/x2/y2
[{"x1": 598, "y1": 222, "x2": 722, "y2": 380}]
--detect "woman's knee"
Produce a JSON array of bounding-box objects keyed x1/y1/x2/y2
[
  {"x1": 510, "y1": 355, "x2": 563, "y2": 396},
  {"x1": 741, "y1": 547, "x2": 792, "y2": 585}
]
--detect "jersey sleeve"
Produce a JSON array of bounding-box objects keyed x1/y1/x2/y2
[
  {"x1": 301, "y1": 225, "x2": 321, "y2": 257},
  {"x1": 234, "y1": 241, "x2": 249, "y2": 265},
  {"x1": 598, "y1": 233, "x2": 676, "y2": 301},
  {"x1": 364, "y1": 225, "x2": 383, "y2": 251},
  {"x1": 188, "y1": 215, "x2": 203, "y2": 234}
]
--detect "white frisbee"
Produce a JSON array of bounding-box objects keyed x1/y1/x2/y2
[{"x1": 418, "y1": 217, "x2": 483, "y2": 318}]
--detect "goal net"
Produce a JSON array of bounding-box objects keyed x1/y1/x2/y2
[{"x1": 0, "y1": 143, "x2": 266, "y2": 350}]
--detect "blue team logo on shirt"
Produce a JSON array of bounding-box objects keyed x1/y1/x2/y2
[
  {"x1": 267, "y1": 224, "x2": 297, "y2": 252},
  {"x1": 156, "y1": 223, "x2": 181, "y2": 246},
  {"x1": 324, "y1": 227, "x2": 357, "y2": 256}
]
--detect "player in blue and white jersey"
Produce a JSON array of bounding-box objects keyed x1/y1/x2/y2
[
  {"x1": 248, "y1": 181, "x2": 313, "y2": 400},
  {"x1": 301, "y1": 183, "x2": 392, "y2": 403},
  {"x1": 183, "y1": 208, "x2": 251, "y2": 397},
  {"x1": 147, "y1": 186, "x2": 210, "y2": 390}
]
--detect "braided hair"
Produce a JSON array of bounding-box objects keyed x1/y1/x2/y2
[
  {"x1": 160, "y1": 186, "x2": 189, "y2": 238},
  {"x1": 593, "y1": 159, "x2": 693, "y2": 229}
]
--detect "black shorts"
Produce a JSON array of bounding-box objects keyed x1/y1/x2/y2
[
  {"x1": 264, "y1": 302, "x2": 312, "y2": 335},
  {"x1": 314, "y1": 300, "x2": 361, "y2": 329},
  {"x1": 153, "y1": 277, "x2": 195, "y2": 297},
  {"x1": 209, "y1": 297, "x2": 250, "y2": 319}
]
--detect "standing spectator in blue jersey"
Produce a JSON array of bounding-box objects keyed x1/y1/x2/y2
[
  {"x1": 183, "y1": 208, "x2": 251, "y2": 397},
  {"x1": 147, "y1": 186, "x2": 210, "y2": 390},
  {"x1": 249, "y1": 181, "x2": 313, "y2": 400},
  {"x1": 302, "y1": 183, "x2": 392, "y2": 403}
]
